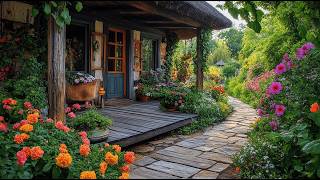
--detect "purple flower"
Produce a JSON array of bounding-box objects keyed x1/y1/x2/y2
[
  {"x1": 296, "y1": 48, "x2": 305, "y2": 60},
  {"x1": 269, "y1": 120, "x2": 279, "y2": 131},
  {"x1": 274, "y1": 63, "x2": 287, "y2": 75},
  {"x1": 303, "y1": 42, "x2": 315, "y2": 50},
  {"x1": 286, "y1": 60, "x2": 293, "y2": 69},
  {"x1": 296, "y1": 42, "x2": 315, "y2": 60},
  {"x1": 275, "y1": 104, "x2": 286, "y2": 116},
  {"x1": 268, "y1": 82, "x2": 283, "y2": 95},
  {"x1": 257, "y1": 109, "x2": 263, "y2": 117}
]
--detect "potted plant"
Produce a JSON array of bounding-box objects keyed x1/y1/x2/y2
[
  {"x1": 135, "y1": 83, "x2": 152, "y2": 102},
  {"x1": 66, "y1": 72, "x2": 99, "y2": 101},
  {"x1": 69, "y1": 108, "x2": 112, "y2": 143},
  {"x1": 160, "y1": 91, "x2": 184, "y2": 112}
]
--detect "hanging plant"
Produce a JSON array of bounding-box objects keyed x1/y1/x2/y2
[
  {"x1": 164, "y1": 32, "x2": 178, "y2": 82},
  {"x1": 193, "y1": 28, "x2": 212, "y2": 74},
  {"x1": 31, "y1": 1, "x2": 83, "y2": 29}
]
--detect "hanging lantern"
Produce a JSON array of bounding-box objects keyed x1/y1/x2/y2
[{"x1": 98, "y1": 87, "x2": 105, "y2": 96}]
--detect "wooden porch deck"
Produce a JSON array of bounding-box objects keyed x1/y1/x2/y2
[{"x1": 99, "y1": 101, "x2": 198, "y2": 147}]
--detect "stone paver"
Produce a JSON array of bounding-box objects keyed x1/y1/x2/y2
[{"x1": 129, "y1": 97, "x2": 256, "y2": 179}]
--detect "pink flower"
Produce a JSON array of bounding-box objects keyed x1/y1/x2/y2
[
  {"x1": 82, "y1": 137, "x2": 90, "y2": 145},
  {"x1": 78, "y1": 131, "x2": 87, "y2": 138},
  {"x1": 20, "y1": 120, "x2": 28, "y2": 126},
  {"x1": 0, "y1": 123, "x2": 8, "y2": 132},
  {"x1": 85, "y1": 101, "x2": 92, "y2": 109},
  {"x1": 23, "y1": 102, "x2": 32, "y2": 109},
  {"x1": 72, "y1": 103, "x2": 81, "y2": 110},
  {"x1": 275, "y1": 104, "x2": 286, "y2": 116},
  {"x1": 3, "y1": 105, "x2": 12, "y2": 110},
  {"x1": 0, "y1": 116, "x2": 4, "y2": 122},
  {"x1": 18, "y1": 109, "x2": 24, "y2": 115},
  {"x1": 55, "y1": 121, "x2": 65, "y2": 129},
  {"x1": 274, "y1": 63, "x2": 286, "y2": 75},
  {"x1": 13, "y1": 123, "x2": 21, "y2": 130},
  {"x1": 16, "y1": 150, "x2": 27, "y2": 166},
  {"x1": 296, "y1": 42, "x2": 315, "y2": 60},
  {"x1": 268, "y1": 82, "x2": 282, "y2": 95},
  {"x1": 67, "y1": 112, "x2": 76, "y2": 119},
  {"x1": 62, "y1": 126, "x2": 70, "y2": 133},
  {"x1": 65, "y1": 107, "x2": 71, "y2": 113},
  {"x1": 46, "y1": 118, "x2": 53, "y2": 123},
  {"x1": 257, "y1": 109, "x2": 263, "y2": 117},
  {"x1": 269, "y1": 120, "x2": 279, "y2": 131}
]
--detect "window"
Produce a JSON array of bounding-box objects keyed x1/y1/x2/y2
[
  {"x1": 141, "y1": 37, "x2": 157, "y2": 72},
  {"x1": 66, "y1": 23, "x2": 88, "y2": 72},
  {"x1": 107, "y1": 29, "x2": 125, "y2": 72}
]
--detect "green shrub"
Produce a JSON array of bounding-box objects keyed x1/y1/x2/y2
[{"x1": 70, "y1": 109, "x2": 112, "y2": 131}]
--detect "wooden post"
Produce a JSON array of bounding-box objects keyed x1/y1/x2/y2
[
  {"x1": 47, "y1": 16, "x2": 66, "y2": 122},
  {"x1": 196, "y1": 28, "x2": 203, "y2": 90}
]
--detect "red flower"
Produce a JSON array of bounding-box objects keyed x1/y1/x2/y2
[
  {"x1": 78, "y1": 131, "x2": 87, "y2": 138},
  {"x1": 16, "y1": 150, "x2": 27, "y2": 166},
  {"x1": 23, "y1": 102, "x2": 32, "y2": 109},
  {"x1": 13, "y1": 123, "x2": 21, "y2": 130},
  {"x1": 124, "y1": 152, "x2": 135, "y2": 164},
  {"x1": 30, "y1": 146, "x2": 44, "y2": 160},
  {"x1": 55, "y1": 121, "x2": 64, "y2": 129},
  {"x1": 0, "y1": 123, "x2": 8, "y2": 133},
  {"x1": 0, "y1": 116, "x2": 4, "y2": 122},
  {"x1": 20, "y1": 120, "x2": 28, "y2": 126},
  {"x1": 121, "y1": 165, "x2": 130, "y2": 172},
  {"x1": 72, "y1": 103, "x2": 81, "y2": 110}
]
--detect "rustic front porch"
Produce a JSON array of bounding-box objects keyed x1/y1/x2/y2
[{"x1": 99, "y1": 101, "x2": 198, "y2": 147}]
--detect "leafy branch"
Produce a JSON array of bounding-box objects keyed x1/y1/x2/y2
[{"x1": 32, "y1": 1, "x2": 83, "y2": 29}]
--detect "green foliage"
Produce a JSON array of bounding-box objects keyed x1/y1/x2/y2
[
  {"x1": 222, "y1": 61, "x2": 240, "y2": 78},
  {"x1": 194, "y1": 28, "x2": 213, "y2": 74},
  {"x1": 164, "y1": 32, "x2": 179, "y2": 82},
  {"x1": 218, "y1": 28, "x2": 244, "y2": 58},
  {"x1": 70, "y1": 108, "x2": 112, "y2": 131},
  {"x1": 207, "y1": 40, "x2": 231, "y2": 66}
]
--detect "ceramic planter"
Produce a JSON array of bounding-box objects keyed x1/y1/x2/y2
[{"x1": 88, "y1": 128, "x2": 110, "y2": 143}]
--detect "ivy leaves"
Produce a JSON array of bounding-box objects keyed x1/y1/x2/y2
[
  {"x1": 32, "y1": 1, "x2": 83, "y2": 29},
  {"x1": 218, "y1": 1, "x2": 264, "y2": 33}
]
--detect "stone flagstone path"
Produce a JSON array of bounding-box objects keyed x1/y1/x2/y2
[{"x1": 129, "y1": 97, "x2": 257, "y2": 179}]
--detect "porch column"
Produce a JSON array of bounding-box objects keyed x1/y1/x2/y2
[
  {"x1": 156, "y1": 40, "x2": 161, "y2": 69},
  {"x1": 128, "y1": 30, "x2": 135, "y2": 100},
  {"x1": 47, "y1": 16, "x2": 66, "y2": 122},
  {"x1": 196, "y1": 28, "x2": 204, "y2": 90}
]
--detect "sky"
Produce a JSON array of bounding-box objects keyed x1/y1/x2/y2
[{"x1": 206, "y1": 1, "x2": 247, "y2": 29}]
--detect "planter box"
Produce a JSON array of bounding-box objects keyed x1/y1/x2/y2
[
  {"x1": 137, "y1": 95, "x2": 150, "y2": 102},
  {"x1": 88, "y1": 128, "x2": 110, "y2": 143},
  {"x1": 66, "y1": 80, "x2": 99, "y2": 101}
]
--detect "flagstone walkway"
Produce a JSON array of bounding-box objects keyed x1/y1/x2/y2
[{"x1": 128, "y1": 97, "x2": 257, "y2": 179}]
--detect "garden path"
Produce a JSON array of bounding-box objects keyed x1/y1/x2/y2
[{"x1": 128, "y1": 97, "x2": 257, "y2": 179}]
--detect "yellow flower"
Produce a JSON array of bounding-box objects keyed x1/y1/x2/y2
[
  {"x1": 55, "y1": 153, "x2": 72, "y2": 168},
  {"x1": 119, "y1": 172, "x2": 129, "y2": 179},
  {"x1": 19, "y1": 124, "x2": 33, "y2": 133},
  {"x1": 80, "y1": 171, "x2": 96, "y2": 179},
  {"x1": 105, "y1": 152, "x2": 118, "y2": 165}
]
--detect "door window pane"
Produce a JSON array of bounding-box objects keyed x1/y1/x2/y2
[
  {"x1": 108, "y1": 59, "x2": 115, "y2": 71},
  {"x1": 109, "y1": 31, "x2": 116, "y2": 43},
  {"x1": 116, "y1": 46, "x2": 123, "y2": 58},
  {"x1": 108, "y1": 45, "x2": 115, "y2": 57},
  {"x1": 116, "y1": 60, "x2": 122, "y2": 72},
  {"x1": 117, "y1": 32, "x2": 123, "y2": 44}
]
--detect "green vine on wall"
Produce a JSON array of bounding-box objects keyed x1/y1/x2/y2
[
  {"x1": 164, "y1": 32, "x2": 179, "y2": 82},
  {"x1": 194, "y1": 28, "x2": 212, "y2": 74},
  {"x1": 32, "y1": 1, "x2": 83, "y2": 29}
]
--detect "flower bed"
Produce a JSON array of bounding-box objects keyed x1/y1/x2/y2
[
  {"x1": 0, "y1": 99, "x2": 135, "y2": 179},
  {"x1": 233, "y1": 43, "x2": 320, "y2": 178}
]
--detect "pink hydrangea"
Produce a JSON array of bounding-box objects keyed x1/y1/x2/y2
[
  {"x1": 72, "y1": 103, "x2": 81, "y2": 110},
  {"x1": 268, "y1": 82, "x2": 283, "y2": 95},
  {"x1": 269, "y1": 120, "x2": 279, "y2": 131},
  {"x1": 274, "y1": 63, "x2": 287, "y2": 75},
  {"x1": 67, "y1": 112, "x2": 76, "y2": 119},
  {"x1": 275, "y1": 104, "x2": 286, "y2": 116}
]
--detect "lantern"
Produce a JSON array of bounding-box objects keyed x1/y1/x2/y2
[{"x1": 99, "y1": 87, "x2": 105, "y2": 96}]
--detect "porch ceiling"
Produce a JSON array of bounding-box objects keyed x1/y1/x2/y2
[{"x1": 82, "y1": 1, "x2": 232, "y2": 39}]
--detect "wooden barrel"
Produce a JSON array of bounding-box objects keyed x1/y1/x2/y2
[{"x1": 66, "y1": 80, "x2": 99, "y2": 101}]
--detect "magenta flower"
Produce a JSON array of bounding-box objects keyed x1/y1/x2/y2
[
  {"x1": 257, "y1": 109, "x2": 263, "y2": 117},
  {"x1": 296, "y1": 42, "x2": 315, "y2": 60},
  {"x1": 274, "y1": 63, "x2": 287, "y2": 75},
  {"x1": 275, "y1": 104, "x2": 286, "y2": 116},
  {"x1": 269, "y1": 120, "x2": 279, "y2": 131},
  {"x1": 268, "y1": 82, "x2": 283, "y2": 95}
]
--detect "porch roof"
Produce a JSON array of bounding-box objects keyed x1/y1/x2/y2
[{"x1": 82, "y1": 1, "x2": 232, "y2": 39}]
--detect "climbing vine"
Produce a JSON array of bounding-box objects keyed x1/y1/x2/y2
[
  {"x1": 164, "y1": 32, "x2": 179, "y2": 82},
  {"x1": 193, "y1": 28, "x2": 212, "y2": 74},
  {"x1": 32, "y1": 1, "x2": 83, "y2": 29}
]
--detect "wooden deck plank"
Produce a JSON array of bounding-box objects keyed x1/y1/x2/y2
[{"x1": 95, "y1": 100, "x2": 198, "y2": 147}]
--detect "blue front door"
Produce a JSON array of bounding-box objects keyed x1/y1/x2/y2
[{"x1": 105, "y1": 28, "x2": 126, "y2": 99}]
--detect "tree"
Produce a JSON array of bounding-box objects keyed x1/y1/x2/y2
[
  {"x1": 207, "y1": 40, "x2": 231, "y2": 66},
  {"x1": 218, "y1": 28, "x2": 244, "y2": 58}
]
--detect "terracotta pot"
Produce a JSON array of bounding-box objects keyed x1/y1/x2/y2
[
  {"x1": 166, "y1": 105, "x2": 177, "y2": 112},
  {"x1": 66, "y1": 80, "x2": 98, "y2": 101},
  {"x1": 138, "y1": 95, "x2": 150, "y2": 102}
]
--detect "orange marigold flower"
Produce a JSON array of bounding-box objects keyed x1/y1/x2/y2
[
  {"x1": 80, "y1": 171, "x2": 97, "y2": 179},
  {"x1": 22, "y1": 147, "x2": 31, "y2": 157},
  {"x1": 56, "y1": 152, "x2": 72, "y2": 168},
  {"x1": 113, "y1": 144, "x2": 121, "y2": 153},
  {"x1": 27, "y1": 113, "x2": 39, "y2": 124},
  {"x1": 119, "y1": 172, "x2": 129, "y2": 179},
  {"x1": 30, "y1": 146, "x2": 44, "y2": 160},
  {"x1": 105, "y1": 152, "x2": 118, "y2": 165},
  {"x1": 104, "y1": 143, "x2": 110, "y2": 148},
  {"x1": 124, "y1": 152, "x2": 135, "y2": 164},
  {"x1": 99, "y1": 161, "x2": 108, "y2": 176},
  {"x1": 310, "y1": 102, "x2": 319, "y2": 113},
  {"x1": 79, "y1": 144, "x2": 91, "y2": 157},
  {"x1": 14, "y1": 133, "x2": 29, "y2": 144},
  {"x1": 19, "y1": 124, "x2": 33, "y2": 133},
  {"x1": 59, "y1": 144, "x2": 68, "y2": 153},
  {"x1": 121, "y1": 165, "x2": 130, "y2": 172},
  {"x1": 9, "y1": 99, "x2": 17, "y2": 105}
]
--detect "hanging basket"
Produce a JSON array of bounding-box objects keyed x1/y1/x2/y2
[{"x1": 66, "y1": 80, "x2": 98, "y2": 101}]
